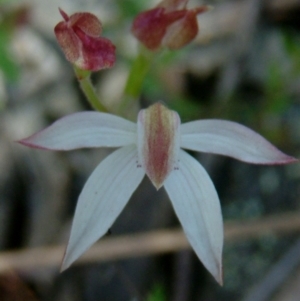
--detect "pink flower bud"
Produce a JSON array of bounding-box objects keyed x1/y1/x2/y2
[
  {"x1": 131, "y1": 0, "x2": 210, "y2": 50},
  {"x1": 54, "y1": 8, "x2": 116, "y2": 71}
]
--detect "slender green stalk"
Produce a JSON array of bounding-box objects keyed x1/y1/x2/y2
[
  {"x1": 119, "y1": 48, "x2": 155, "y2": 113},
  {"x1": 74, "y1": 66, "x2": 108, "y2": 112}
]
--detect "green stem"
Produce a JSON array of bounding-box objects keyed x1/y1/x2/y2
[
  {"x1": 74, "y1": 66, "x2": 108, "y2": 113},
  {"x1": 119, "y1": 49, "x2": 155, "y2": 113}
]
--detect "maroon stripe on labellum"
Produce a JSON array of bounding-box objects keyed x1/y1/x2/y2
[{"x1": 138, "y1": 103, "x2": 180, "y2": 189}]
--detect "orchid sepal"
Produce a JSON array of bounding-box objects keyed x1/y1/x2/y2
[
  {"x1": 181, "y1": 119, "x2": 297, "y2": 165},
  {"x1": 18, "y1": 112, "x2": 136, "y2": 150}
]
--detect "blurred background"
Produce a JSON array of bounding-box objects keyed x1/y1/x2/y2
[{"x1": 0, "y1": 0, "x2": 300, "y2": 300}]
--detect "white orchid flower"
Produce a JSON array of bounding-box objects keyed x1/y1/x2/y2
[{"x1": 19, "y1": 103, "x2": 297, "y2": 284}]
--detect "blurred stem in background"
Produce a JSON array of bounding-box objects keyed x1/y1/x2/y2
[{"x1": 119, "y1": 47, "x2": 155, "y2": 116}]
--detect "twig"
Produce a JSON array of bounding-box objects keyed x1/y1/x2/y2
[{"x1": 0, "y1": 212, "x2": 300, "y2": 273}]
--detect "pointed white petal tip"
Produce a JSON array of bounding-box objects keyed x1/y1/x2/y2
[
  {"x1": 60, "y1": 265, "x2": 67, "y2": 273},
  {"x1": 60, "y1": 257, "x2": 69, "y2": 273},
  {"x1": 17, "y1": 136, "x2": 51, "y2": 150},
  {"x1": 216, "y1": 267, "x2": 223, "y2": 286},
  {"x1": 60, "y1": 253, "x2": 72, "y2": 273},
  {"x1": 271, "y1": 154, "x2": 298, "y2": 165}
]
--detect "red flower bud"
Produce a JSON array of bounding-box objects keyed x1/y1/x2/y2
[
  {"x1": 131, "y1": 0, "x2": 210, "y2": 51},
  {"x1": 54, "y1": 8, "x2": 116, "y2": 71}
]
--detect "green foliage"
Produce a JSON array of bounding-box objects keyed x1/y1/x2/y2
[
  {"x1": 0, "y1": 28, "x2": 20, "y2": 82},
  {"x1": 264, "y1": 61, "x2": 290, "y2": 115},
  {"x1": 0, "y1": 0, "x2": 13, "y2": 4},
  {"x1": 256, "y1": 29, "x2": 300, "y2": 142},
  {"x1": 264, "y1": 29, "x2": 300, "y2": 115},
  {"x1": 282, "y1": 30, "x2": 300, "y2": 75},
  {"x1": 169, "y1": 96, "x2": 202, "y2": 122},
  {"x1": 116, "y1": 0, "x2": 149, "y2": 18},
  {"x1": 146, "y1": 284, "x2": 166, "y2": 301},
  {"x1": 0, "y1": 5, "x2": 22, "y2": 82}
]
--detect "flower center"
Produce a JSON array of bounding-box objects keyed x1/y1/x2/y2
[{"x1": 137, "y1": 103, "x2": 181, "y2": 189}]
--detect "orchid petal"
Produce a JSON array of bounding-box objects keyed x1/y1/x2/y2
[
  {"x1": 181, "y1": 120, "x2": 297, "y2": 164},
  {"x1": 61, "y1": 145, "x2": 145, "y2": 270},
  {"x1": 162, "y1": 10, "x2": 198, "y2": 50},
  {"x1": 75, "y1": 30, "x2": 116, "y2": 70},
  {"x1": 18, "y1": 112, "x2": 136, "y2": 150},
  {"x1": 131, "y1": 7, "x2": 171, "y2": 51},
  {"x1": 131, "y1": 7, "x2": 186, "y2": 50},
  {"x1": 69, "y1": 12, "x2": 102, "y2": 36},
  {"x1": 54, "y1": 21, "x2": 80, "y2": 63},
  {"x1": 164, "y1": 149, "x2": 223, "y2": 284}
]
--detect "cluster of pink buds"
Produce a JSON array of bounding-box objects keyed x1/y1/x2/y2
[{"x1": 54, "y1": 0, "x2": 211, "y2": 72}]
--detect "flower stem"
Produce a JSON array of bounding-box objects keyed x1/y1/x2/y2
[
  {"x1": 119, "y1": 48, "x2": 155, "y2": 113},
  {"x1": 73, "y1": 66, "x2": 108, "y2": 112}
]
